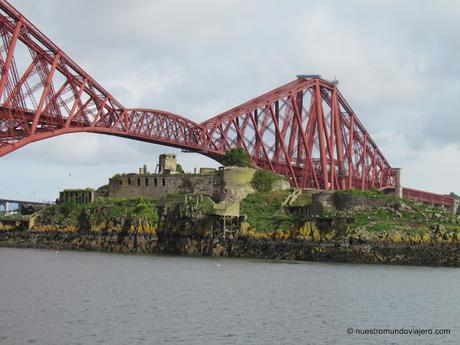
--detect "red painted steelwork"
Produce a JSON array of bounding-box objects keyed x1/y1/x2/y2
[
  {"x1": 402, "y1": 187, "x2": 454, "y2": 208},
  {"x1": 0, "y1": 1, "x2": 205, "y2": 156},
  {"x1": 0, "y1": 0, "x2": 453, "y2": 208},
  {"x1": 200, "y1": 78, "x2": 396, "y2": 190}
]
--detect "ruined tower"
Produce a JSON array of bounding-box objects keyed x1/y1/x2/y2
[{"x1": 158, "y1": 153, "x2": 177, "y2": 174}]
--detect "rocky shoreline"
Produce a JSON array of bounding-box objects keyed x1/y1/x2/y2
[{"x1": 1, "y1": 230, "x2": 460, "y2": 267}]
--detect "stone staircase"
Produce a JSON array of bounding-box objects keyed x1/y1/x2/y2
[{"x1": 281, "y1": 188, "x2": 303, "y2": 207}]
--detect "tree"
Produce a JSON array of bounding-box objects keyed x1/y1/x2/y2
[
  {"x1": 251, "y1": 169, "x2": 280, "y2": 192},
  {"x1": 176, "y1": 163, "x2": 185, "y2": 174},
  {"x1": 221, "y1": 148, "x2": 251, "y2": 167}
]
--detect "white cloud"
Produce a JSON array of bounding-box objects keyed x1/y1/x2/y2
[
  {"x1": 3, "y1": 134, "x2": 146, "y2": 166},
  {"x1": 403, "y1": 144, "x2": 460, "y2": 194},
  {"x1": 1, "y1": 0, "x2": 460, "y2": 199}
]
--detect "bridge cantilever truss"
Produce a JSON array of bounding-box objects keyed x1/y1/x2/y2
[
  {"x1": 0, "y1": 0, "x2": 205, "y2": 155},
  {"x1": 200, "y1": 78, "x2": 396, "y2": 190},
  {"x1": 0, "y1": 0, "x2": 452, "y2": 207}
]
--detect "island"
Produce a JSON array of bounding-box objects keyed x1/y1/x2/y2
[{"x1": 1, "y1": 150, "x2": 460, "y2": 267}]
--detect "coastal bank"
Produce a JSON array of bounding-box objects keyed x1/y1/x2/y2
[
  {"x1": 2, "y1": 187, "x2": 460, "y2": 267},
  {"x1": 2, "y1": 151, "x2": 460, "y2": 267},
  {"x1": 1, "y1": 229, "x2": 460, "y2": 267}
]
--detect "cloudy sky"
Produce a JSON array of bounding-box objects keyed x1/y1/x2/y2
[{"x1": 1, "y1": 0, "x2": 460, "y2": 202}]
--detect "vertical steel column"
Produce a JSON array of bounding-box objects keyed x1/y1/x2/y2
[
  {"x1": 348, "y1": 115, "x2": 354, "y2": 189},
  {"x1": 273, "y1": 100, "x2": 280, "y2": 163},
  {"x1": 315, "y1": 81, "x2": 329, "y2": 189},
  {"x1": 269, "y1": 103, "x2": 298, "y2": 187},
  {"x1": 332, "y1": 87, "x2": 346, "y2": 189},
  {"x1": 361, "y1": 134, "x2": 367, "y2": 190}
]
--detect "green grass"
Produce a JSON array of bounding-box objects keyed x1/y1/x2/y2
[
  {"x1": 344, "y1": 196, "x2": 460, "y2": 237},
  {"x1": 251, "y1": 169, "x2": 281, "y2": 192},
  {"x1": 336, "y1": 188, "x2": 392, "y2": 200},
  {"x1": 241, "y1": 190, "x2": 293, "y2": 232},
  {"x1": 0, "y1": 213, "x2": 29, "y2": 222},
  {"x1": 366, "y1": 222, "x2": 396, "y2": 232},
  {"x1": 290, "y1": 193, "x2": 312, "y2": 207},
  {"x1": 36, "y1": 197, "x2": 159, "y2": 230}
]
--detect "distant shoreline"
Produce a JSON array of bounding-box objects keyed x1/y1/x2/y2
[{"x1": 1, "y1": 230, "x2": 460, "y2": 267}]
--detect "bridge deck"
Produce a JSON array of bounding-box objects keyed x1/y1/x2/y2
[
  {"x1": 402, "y1": 187, "x2": 454, "y2": 208},
  {"x1": 0, "y1": 199, "x2": 52, "y2": 206}
]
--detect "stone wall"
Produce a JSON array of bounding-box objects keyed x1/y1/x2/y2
[
  {"x1": 59, "y1": 190, "x2": 95, "y2": 204},
  {"x1": 108, "y1": 173, "x2": 222, "y2": 201},
  {"x1": 334, "y1": 192, "x2": 389, "y2": 211},
  {"x1": 220, "y1": 167, "x2": 256, "y2": 203},
  {"x1": 308, "y1": 191, "x2": 392, "y2": 216},
  {"x1": 107, "y1": 167, "x2": 274, "y2": 203},
  {"x1": 310, "y1": 191, "x2": 336, "y2": 215}
]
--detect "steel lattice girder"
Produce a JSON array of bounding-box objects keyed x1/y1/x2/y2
[
  {"x1": 200, "y1": 78, "x2": 396, "y2": 190},
  {"x1": 0, "y1": 0, "x2": 395, "y2": 191},
  {"x1": 0, "y1": 1, "x2": 205, "y2": 155},
  {"x1": 0, "y1": 0, "x2": 443, "y2": 199}
]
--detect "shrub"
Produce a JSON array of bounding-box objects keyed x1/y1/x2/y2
[
  {"x1": 176, "y1": 163, "x2": 185, "y2": 174},
  {"x1": 221, "y1": 148, "x2": 251, "y2": 167},
  {"x1": 241, "y1": 190, "x2": 292, "y2": 232},
  {"x1": 97, "y1": 184, "x2": 108, "y2": 193},
  {"x1": 251, "y1": 169, "x2": 280, "y2": 192},
  {"x1": 36, "y1": 197, "x2": 159, "y2": 232},
  {"x1": 336, "y1": 188, "x2": 387, "y2": 199}
]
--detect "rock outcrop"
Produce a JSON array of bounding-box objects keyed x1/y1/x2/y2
[{"x1": 2, "y1": 229, "x2": 460, "y2": 267}]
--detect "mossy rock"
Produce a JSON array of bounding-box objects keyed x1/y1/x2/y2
[
  {"x1": 409, "y1": 234, "x2": 422, "y2": 244},
  {"x1": 312, "y1": 228, "x2": 321, "y2": 241},
  {"x1": 389, "y1": 232, "x2": 402, "y2": 243},
  {"x1": 323, "y1": 230, "x2": 337, "y2": 240},
  {"x1": 421, "y1": 233, "x2": 431, "y2": 243},
  {"x1": 299, "y1": 222, "x2": 315, "y2": 238},
  {"x1": 240, "y1": 222, "x2": 252, "y2": 234}
]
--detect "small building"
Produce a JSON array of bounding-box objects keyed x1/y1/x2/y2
[
  {"x1": 107, "y1": 165, "x2": 290, "y2": 203},
  {"x1": 59, "y1": 189, "x2": 95, "y2": 205},
  {"x1": 158, "y1": 153, "x2": 177, "y2": 174},
  {"x1": 200, "y1": 167, "x2": 216, "y2": 174},
  {"x1": 58, "y1": 154, "x2": 291, "y2": 206},
  {"x1": 107, "y1": 172, "x2": 222, "y2": 201},
  {"x1": 108, "y1": 155, "x2": 223, "y2": 201}
]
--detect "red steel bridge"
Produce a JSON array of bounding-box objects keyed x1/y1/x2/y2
[{"x1": 0, "y1": 0, "x2": 454, "y2": 209}]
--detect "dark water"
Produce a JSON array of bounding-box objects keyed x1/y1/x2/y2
[{"x1": 0, "y1": 248, "x2": 459, "y2": 345}]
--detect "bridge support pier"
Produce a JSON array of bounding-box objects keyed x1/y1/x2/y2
[{"x1": 0, "y1": 201, "x2": 8, "y2": 214}]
